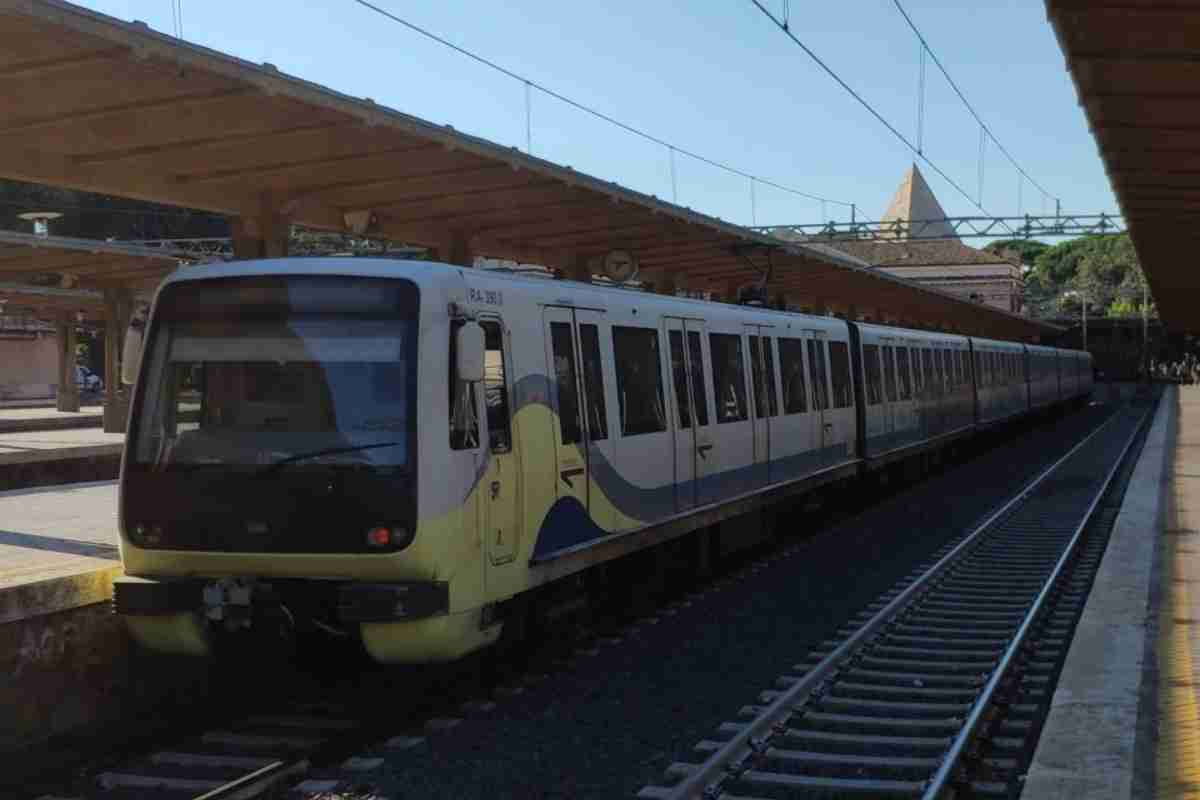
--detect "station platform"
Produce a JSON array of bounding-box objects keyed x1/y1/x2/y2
[
  {"x1": 0, "y1": 427, "x2": 123, "y2": 467},
  {"x1": 1024, "y1": 384, "x2": 1199, "y2": 799},
  {"x1": 0, "y1": 403, "x2": 104, "y2": 433},
  {"x1": 0, "y1": 425, "x2": 124, "y2": 491},
  {"x1": 0, "y1": 480, "x2": 119, "y2": 624}
]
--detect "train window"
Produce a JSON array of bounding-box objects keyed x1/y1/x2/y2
[
  {"x1": 579, "y1": 324, "x2": 608, "y2": 441},
  {"x1": 763, "y1": 338, "x2": 778, "y2": 417},
  {"x1": 896, "y1": 347, "x2": 912, "y2": 400},
  {"x1": 613, "y1": 326, "x2": 667, "y2": 436},
  {"x1": 710, "y1": 333, "x2": 749, "y2": 423},
  {"x1": 669, "y1": 331, "x2": 693, "y2": 429},
  {"x1": 749, "y1": 336, "x2": 779, "y2": 418},
  {"x1": 550, "y1": 322, "x2": 582, "y2": 445},
  {"x1": 883, "y1": 345, "x2": 898, "y2": 402},
  {"x1": 449, "y1": 320, "x2": 480, "y2": 450},
  {"x1": 975, "y1": 352, "x2": 986, "y2": 387},
  {"x1": 778, "y1": 338, "x2": 807, "y2": 413},
  {"x1": 922, "y1": 348, "x2": 935, "y2": 394},
  {"x1": 481, "y1": 320, "x2": 511, "y2": 453},
  {"x1": 863, "y1": 344, "x2": 883, "y2": 405},
  {"x1": 687, "y1": 332, "x2": 709, "y2": 426},
  {"x1": 829, "y1": 341, "x2": 853, "y2": 409},
  {"x1": 954, "y1": 351, "x2": 965, "y2": 386},
  {"x1": 940, "y1": 349, "x2": 952, "y2": 389},
  {"x1": 807, "y1": 339, "x2": 830, "y2": 411}
]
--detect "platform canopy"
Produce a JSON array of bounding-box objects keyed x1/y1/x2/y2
[
  {"x1": 1046, "y1": 0, "x2": 1200, "y2": 334},
  {"x1": 0, "y1": 230, "x2": 190, "y2": 298},
  {"x1": 0, "y1": 0, "x2": 1058, "y2": 341}
]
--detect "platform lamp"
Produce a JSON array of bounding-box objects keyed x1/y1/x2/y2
[{"x1": 17, "y1": 211, "x2": 62, "y2": 237}]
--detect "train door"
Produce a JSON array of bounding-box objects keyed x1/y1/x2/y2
[
  {"x1": 807, "y1": 333, "x2": 831, "y2": 467},
  {"x1": 880, "y1": 340, "x2": 898, "y2": 440},
  {"x1": 479, "y1": 318, "x2": 520, "y2": 565},
  {"x1": 664, "y1": 317, "x2": 714, "y2": 510},
  {"x1": 747, "y1": 324, "x2": 775, "y2": 486},
  {"x1": 543, "y1": 307, "x2": 608, "y2": 517}
]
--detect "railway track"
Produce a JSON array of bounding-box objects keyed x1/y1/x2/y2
[
  {"x1": 639, "y1": 397, "x2": 1154, "y2": 800},
  {"x1": 37, "y1": 397, "x2": 1137, "y2": 800}
]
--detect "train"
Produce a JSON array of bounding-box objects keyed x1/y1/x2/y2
[{"x1": 112, "y1": 258, "x2": 1093, "y2": 663}]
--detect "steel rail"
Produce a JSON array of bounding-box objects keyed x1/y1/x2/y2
[
  {"x1": 659, "y1": 407, "x2": 1130, "y2": 800},
  {"x1": 920, "y1": 403, "x2": 1150, "y2": 797}
]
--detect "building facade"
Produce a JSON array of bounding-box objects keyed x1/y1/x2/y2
[{"x1": 817, "y1": 166, "x2": 1025, "y2": 314}]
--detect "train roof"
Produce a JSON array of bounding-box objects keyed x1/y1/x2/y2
[{"x1": 161, "y1": 257, "x2": 1087, "y2": 356}]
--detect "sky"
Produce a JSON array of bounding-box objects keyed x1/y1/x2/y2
[{"x1": 78, "y1": 0, "x2": 1119, "y2": 233}]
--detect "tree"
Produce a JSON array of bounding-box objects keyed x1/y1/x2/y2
[{"x1": 982, "y1": 239, "x2": 1049, "y2": 267}]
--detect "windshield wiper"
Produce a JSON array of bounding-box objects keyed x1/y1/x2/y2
[{"x1": 254, "y1": 442, "x2": 404, "y2": 476}]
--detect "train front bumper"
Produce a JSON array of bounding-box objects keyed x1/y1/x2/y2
[{"x1": 113, "y1": 576, "x2": 454, "y2": 658}]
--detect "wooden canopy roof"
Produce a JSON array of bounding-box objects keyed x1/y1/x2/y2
[
  {"x1": 0, "y1": 281, "x2": 104, "y2": 324},
  {"x1": 0, "y1": 0, "x2": 1058, "y2": 339},
  {"x1": 1047, "y1": 0, "x2": 1200, "y2": 334},
  {"x1": 0, "y1": 230, "x2": 188, "y2": 292}
]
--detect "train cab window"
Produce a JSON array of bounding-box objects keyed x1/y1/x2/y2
[
  {"x1": 579, "y1": 324, "x2": 608, "y2": 441},
  {"x1": 749, "y1": 336, "x2": 779, "y2": 418},
  {"x1": 829, "y1": 341, "x2": 853, "y2": 409},
  {"x1": 550, "y1": 322, "x2": 582, "y2": 445},
  {"x1": 450, "y1": 320, "x2": 479, "y2": 450},
  {"x1": 613, "y1": 326, "x2": 667, "y2": 436},
  {"x1": 807, "y1": 339, "x2": 830, "y2": 411},
  {"x1": 896, "y1": 347, "x2": 912, "y2": 400},
  {"x1": 687, "y1": 332, "x2": 709, "y2": 426},
  {"x1": 863, "y1": 344, "x2": 883, "y2": 405},
  {"x1": 710, "y1": 333, "x2": 749, "y2": 423},
  {"x1": 779, "y1": 338, "x2": 807, "y2": 413},
  {"x1": 481, "y1": 320, "x2": 511, "y2": 452}
]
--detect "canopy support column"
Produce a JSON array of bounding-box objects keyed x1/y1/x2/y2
[
  {"x1": 55, "y1": 313, "x2": 79, "y2": 413},
  {"x1": 232, "y1": 196, "x2": 290, "y2": 260},
  {"x1": 102, "y1": 287, "x2": 134, "y2": 433},
  {"x1": 436, "y1": 230, "x2": 475, "y2": 268}
]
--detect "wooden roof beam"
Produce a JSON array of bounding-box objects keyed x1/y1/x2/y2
[
  {"x1": 0, "y1": 46, "x2": 126, "y2": 79},
  {"x1": 70, "y1": 121, "x2": 348, "y2": 166},
  {"x1": 292, "y1": 164, "x2": 544, "y2": 211},
  {"x1": 0, "y1": 87, "x2": 253, "y2": 137},
  {"x1": 372, "y1": 185, "x2": 591, "y2": 226},
  {"x1": 174, "y1": 141, "x2": 444, "y2": 185}
]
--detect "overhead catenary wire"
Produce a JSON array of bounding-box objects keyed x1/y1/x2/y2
[
  {"x1": 745, "y1": 0, "x2": 1005, "y2": 226},
  {"x1": 890, "y1": 0, "x2": 1058, "y2": 208},
  {"x1": 346, "y1": 0, "x2": 856, "y2": 210}
]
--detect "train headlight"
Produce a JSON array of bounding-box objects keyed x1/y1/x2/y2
[
  {"x1": 127, "y1": 522, "x2": 163, "y2": 547},
  {"x1": 365, "y1": 525, "x2": 413, "y2": 550}
]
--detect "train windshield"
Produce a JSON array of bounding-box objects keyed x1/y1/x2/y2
[{"x1": 130, "y1": 276, "x2": 419, "y2": 471}]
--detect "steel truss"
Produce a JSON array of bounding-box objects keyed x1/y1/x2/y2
[{"x1": 757, "y1": 213, "x2": 1125, "y2": 242}]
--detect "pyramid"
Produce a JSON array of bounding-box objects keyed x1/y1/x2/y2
[{"x1": 880, "y1": 164, "x2": 958, "y2": 240}]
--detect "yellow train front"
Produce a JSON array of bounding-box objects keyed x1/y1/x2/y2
[
  {"x1": 114, "y1": 257, "x2": 1093, "y2": 664},
  {"x1": 115, "y1": 259, "x2": 513, "y2": 663}
]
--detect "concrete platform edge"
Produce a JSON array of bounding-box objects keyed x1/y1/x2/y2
[
  {"x1": 1022, "y1": 386, "x2": 1175, "y2": 800},
  {"x1": 0, "y1": 565, "x2": 122, "y2": 625}
]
